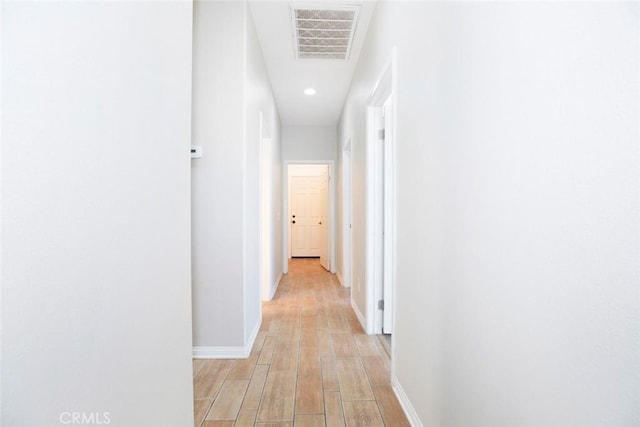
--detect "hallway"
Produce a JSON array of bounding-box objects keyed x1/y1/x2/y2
[{"x1": 192, "y1": 259, "x2": 409, "y2": 426}]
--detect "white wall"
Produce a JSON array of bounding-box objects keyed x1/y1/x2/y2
[
  {"x1": 245, "y1": 5, "x2": 283, "y2": 319},
  {"x1": 2, "y1": 2, "x2": 194, "y2": 426},
  {"x1": 192, "y1": 1, "x2": 246, "y2": 349},
  {"x1": 0, "y1": 0, "x2": 5, "y2": 416},
  {"x1": 339, "y1": 2, "x2": 639, "y2": 426},
  {"x1": 192, "y1": 1, "x2": 281, "y2": 354},
  {"x1": 283, "y1": 126, "x2": 337, "y2": 161}
]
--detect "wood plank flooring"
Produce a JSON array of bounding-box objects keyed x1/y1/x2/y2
[{"x1": 193, "y1": 258, "x2": 410, "y2": 427}]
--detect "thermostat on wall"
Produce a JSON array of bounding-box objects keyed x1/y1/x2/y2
[{"x1": 191, "y1": 146, "x2": 202, "y2": 158}]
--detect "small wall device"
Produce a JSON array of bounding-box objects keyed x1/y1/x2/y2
[{"x1": 191, "y1": 146, "x2": 202, "y2": 158}]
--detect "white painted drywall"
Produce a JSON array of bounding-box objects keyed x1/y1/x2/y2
[
  {"x1": 283, "y1": 126, "x2": 337, "y2": 161},
  {"x1": 192, "y1": 1, "x2": 246, "y2": 348},
  {"x1": 339, "y1": 2, "x2": 639, "y2": 425},
  {"x1": 191, "y1": 1, "x2": 281, "y2": 352},
  {"x1": 245, "y1": 5, "x2": 283, "y2": 318},
  {"x1": 2, "y1": 2, "x2": 194, "y2": 426},
  {"x1": 0, "y1": 0, "x2": 4, "y2": 417}
]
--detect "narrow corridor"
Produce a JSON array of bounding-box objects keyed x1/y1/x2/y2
[{"x1": 192, "y1": 259, "x2": 410, "y2": 426}]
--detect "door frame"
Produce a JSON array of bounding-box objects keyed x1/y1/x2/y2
[
  {"x1": 258, "y1": 112, "x2": 272, "y2": 304},
  {"x1": 365, "y1": 49, "x2": 397, "y2": 337},
  {"x1": 282, "y1": 160, "x2": 336, "y2": 275},
  {"x1": 341, "y1": 138, "x2": 353, "y2": 288}
]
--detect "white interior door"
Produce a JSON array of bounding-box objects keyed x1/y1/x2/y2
[
  {"x1": 291, "y1": 176, "x2": 322, "y2": 257},
  {"x1": 319, "y1": 167, "x2": 329, "y2": 271}
]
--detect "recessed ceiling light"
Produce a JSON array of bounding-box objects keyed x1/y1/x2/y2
[{"x1": 304, "y1": 88, "x2": 316, "y2": 96}]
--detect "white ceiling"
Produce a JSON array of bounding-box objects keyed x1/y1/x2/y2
[{"x1": 249, "y1": 1, "x2": 376, "y2": 127}]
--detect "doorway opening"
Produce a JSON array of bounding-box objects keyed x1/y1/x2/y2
[
  {"x1": 365, "y1": 51, "x2": 396, "y2": 361},
  {"x1": 341, "y1": 139, "x2": 353, "y2": 288},
  {"x1": 283, "y1": 162, "x2": 336, "y2": 275},
  {"x1": 259, "y1": 111, "x2": 276, "y2": 303}
]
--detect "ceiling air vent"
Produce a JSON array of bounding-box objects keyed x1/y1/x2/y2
[{"x1": 292, "y1": 5, "x2": 360, "y2": 60}]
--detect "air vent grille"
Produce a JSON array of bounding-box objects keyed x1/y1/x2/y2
[{"x1": 292, "y1": 6, "x2": 360, "y2": 60}]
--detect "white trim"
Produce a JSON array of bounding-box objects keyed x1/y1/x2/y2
[
  {"x1": 193, "y1": 346, "x2": 247, "y2": 359},
  {"x1": 283, "y1": 160, "x2": 337, "y2": 275},
  {"x1": 392, "y1": 375, "x2": 423, "y2": 427},
  {"x1": 382, "y1": 96, "x2": 395, "y2": 334},
  {"x1": 267, "y1": 272, "x2": 282, "y2": 301},
  {"x1": 342, "y1": 139, "x2": 353, "y2": 290},
  {"x1": 336, "y1": 272, "x2": 346, "y2": 287},
  {"x1": 328, "y1": 163, "x2": 337, "y2": 274},
  {"x1": 194, "y1": 317, "x2": 262, "y2": 360},
  {"x1": 246, "y1": 316, "x2": 261, "y2": 353},
  {"x1": 259, "y1": 113, "x2": 266, "y2": 303},
  {"x1": 365, "y1": 104, "x2": 376, "y2": 335},
  {"x1": 365, "y1": 47, "x2": 397, "y2": 336},
  {"x1": 350, "y1": 297, "x2": 367, "y2": 332}
]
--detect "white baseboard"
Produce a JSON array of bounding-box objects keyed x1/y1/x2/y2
[
  {"x1": 262, "y1": 273, "x2": 282, "y2": 302},
  {"x1": 350, "y1": 297, "x2": 367, "y2": 332},
  {"x1": 192, "y1": 346, "x2": 247, "y2": 359},
  {"x1": 270, "y1": 273, "x2": 282, "y2": 300},
  {"x1": 336, "y1": 272, "x2": 348, "y2": 287},
  {"x1": 246, "y1": 316, "x2": 261, "y2": 353},
  {"x1": 392, "y1": 375, "x2": 423, "y2": 427},
  {"x1": 193, "y1": 317, "x2": 262, "y2": 360}
]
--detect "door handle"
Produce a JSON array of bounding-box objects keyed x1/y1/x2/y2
[
  {"x1": 292, "y1": 220, "x2": 296, "y2": 224},
  {"x1": 318, "y1": 221, "x2": 322, "y2": 225}
]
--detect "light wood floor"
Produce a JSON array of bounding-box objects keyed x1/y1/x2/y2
[{"x1": 192, "y1": 258, "x2": 410, "y2": 427}]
